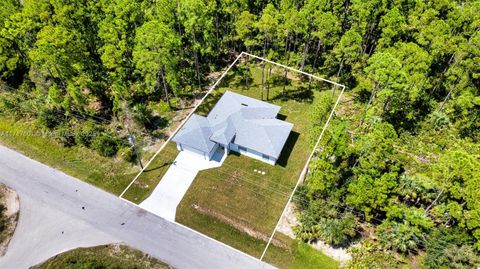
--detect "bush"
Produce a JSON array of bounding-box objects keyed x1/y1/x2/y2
[
  {"x1": 131, "y1": 103, "x2": 153, "y2": 129},
  {"x1": 91, "y1": 133, "x2": 121, "y2": 157},
  {"x1": 423, "y1": 228, "x2": 478, "y2": 269},
  {"x1": 38, "y1": 107, "x2": 64, "y2": 129},
  {"x1": 118, "y1": 146, "x2": 136, "y2": 163},
  {"x1": 0, "y1": 95, "x2": 17, "y2": 115},
  {"x1": 75, "y1": 121, "x2": 101, "y2": 147},
  {"x1": 55, "y1": 125, "x2": 76, "y2": 147},
  {"x1": 294, "y1": 184, "x2": 310, "y2": 211}
]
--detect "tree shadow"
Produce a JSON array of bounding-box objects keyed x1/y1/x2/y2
[
  {"x1": 194, "y1": 93, "x2": 223, "y2": 116},
  {"x1": 143, "y1": 161, "x2": 173, "y2": 173},
  {"x1": 147, "y1": 115, "x2": 169, "y2": 131},
  {"x1": 276, "y1": 131, "x2": 300, "y2": 168},
  {"x1": 270, "y1": 86, "x2": 314, "y2": 103}
]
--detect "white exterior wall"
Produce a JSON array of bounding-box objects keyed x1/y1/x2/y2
[
  {"x1": 228, "y1": 143, "x2": 276, "y2": 165},
  {"x1": 177, "y1": 144, "x2": 208, "y2": 160},
  {"x1": 176, "y1": 143, "x2": 218, "y2": 160},
  {"x1": 208, "y1": 143, "x2": 219, "y2": 159}
]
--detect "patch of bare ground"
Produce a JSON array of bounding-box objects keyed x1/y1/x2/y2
[
  {"x1": 278, "y1": 201, "x2": 353, "y2": 266},
  {"x1": 192, "y1": 204, "x2": 287, "y2": 248},
  {"x1": 0, "y1": 183, "x2": 19, "y2": 256}
]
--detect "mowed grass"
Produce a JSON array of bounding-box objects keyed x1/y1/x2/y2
[
  {"x1": 178, "y1": 207, "x2": 338, "y2": 269},
  {"x1": 264, "y1": 233, "x2": 339, "y2": 269},
  {"x1": 176, "y1": 63, "x2": 337, "y2": 267},
  {"x1": 178, "y1": 65, "x2": 322, "y2": 233},
  {"x1": 122, "y1": 142, "x2": 179, "y2": 203},
  {"x1": 38, "y1": 244, "x2": 173, "y2": 269},
  {"x1": 0, "y1": 118, "x2": 138, "y2": 195}
]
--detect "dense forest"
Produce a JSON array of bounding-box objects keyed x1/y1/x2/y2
[{"x1": 0, "y1": 0, "x2": 479, "y2": 268}]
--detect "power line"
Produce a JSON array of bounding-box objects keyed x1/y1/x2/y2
[
  {"x1": 158, "y1": 146, "x2": 297, "y2": 196},
  {"x1": 165, "y1": 149, "x2": 454, "y2": 253},
  {"x1": 155, "y1": 147, "x2": 293, "y2": 204}
]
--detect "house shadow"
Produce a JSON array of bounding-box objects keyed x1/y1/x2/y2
[
  {"x1": 276, "y1": 114, "x2": 288, "y2": 121},
  {"x1": 276, "y1": 131, "x2": 300, "y2": 168}
]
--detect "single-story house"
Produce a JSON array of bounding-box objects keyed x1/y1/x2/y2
[{"x1": 172, "y1": 91, "x2": 293, "y2": 165}]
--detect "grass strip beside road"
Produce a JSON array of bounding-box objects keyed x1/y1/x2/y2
[
  {"x1": 37, "y1": 244, "x2": 174, "y2": 269},
  {"x1": 176, "y1": 206, "x2": 338, "y2": 269},
  {"x1": 0, "y1": 118, "x2": 138, "y2": 195}
]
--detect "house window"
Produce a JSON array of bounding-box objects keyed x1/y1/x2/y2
[
  {"x1": 262, "y1": 154, "x2": 269, "y2": 160},
  {"x1": 238, "y1": 146, "x2": 247, "y2": 152}
]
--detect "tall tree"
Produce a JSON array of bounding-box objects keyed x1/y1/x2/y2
[
  {"x1": 177, "y1": 0, "x2": 216, "y2": 90},
  {"x1": 256, "y1": 3, "x2": 279, "y2": 99},
  {"x1": 98, "y1": 0, "x2": 143, "y2": 111},
  {"x1": 133, "y1": 20, "x2": 180, "y2": 107}
]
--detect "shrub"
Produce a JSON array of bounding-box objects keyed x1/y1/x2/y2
[
  {"x1": 131, "y1": 103, "x2": 153, "y2": 129},
  {"x1": 75, "y1": 121, "x2": 101, "y2": 147},
  {"x1": 91, "y1": 133, "x2": 121, "y2": 157},
  {"x1": 38, "y1": 107, "x2": 64, "y2": 129},
  {"x1": 423, "y1": 228, "x2": 478, "y2": 269},
  {"x1": 0, "y1": 95, "x2": 17, "y2": 115},
  {"x1": 118, "y1": 146, "x2": 136, "y2": 163},
  {"x1": 55, "y1": 125, "x2": 76, "y2": 147},
  {"x1": 345, "y1": 240, "x2": 398, "y2": 269}
]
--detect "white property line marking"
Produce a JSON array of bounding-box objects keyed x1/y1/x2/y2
[
  {"x1": 242, "y1": 52, "x2": 345, "y2": 88},
  {"x1": 118, "y1": 197, "x2": 270, "y2": 268},
  {"x1": 119, "y1": 51, "x2": 346, "y2": 263},
  {"x1": 119, "y1": 53, "x2": 245, "y2": 198},
  {"x1": 254, "y1": 60, "x2": 346, "y2": 260}
]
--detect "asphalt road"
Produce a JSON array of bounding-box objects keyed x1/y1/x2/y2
[{"x1": 0, "y1": 145, "x2": 276, "y2": 269}]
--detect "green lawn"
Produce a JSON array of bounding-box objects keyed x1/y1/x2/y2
[
  {"x1": 176, "y1": 202, "x2": 338, "y2": 269},
  {"x1": 38, "y1": 244, "x2": 173, "y2": 269},
  {"x1": 0, "y1": 118, "x2": 138, "y2": 195},
  {"x1": 1, "y1": 61, "x2": 338, "y2": 268},
  {"x1": 174, "y1": 64, "x2": 337, "y2": 267},
  {"x1": 177, "y1": 65, "x2": 325, "y2": 235},
  {"x1": 264, "y1": 233, "x2": 339, "y2": 269}
]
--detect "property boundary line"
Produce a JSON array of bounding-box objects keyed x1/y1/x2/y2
[
  {"x1": 118, "y1": 51, "x2": 347, "y2": 264},
  {"x1": 242, "y1": 53, "x2": 347, "y2": 260},
  {"x1": 119, "y1": 52, "x2": 245, "y2": 198},
  {"x1": 117, "y1": 196, "x2": 274, "y2": 268},
  {"x1": 260, "y1": 84, "x2": 346, "y2": 260}
]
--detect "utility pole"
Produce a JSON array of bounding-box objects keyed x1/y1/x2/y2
[{"x1": 127, "y1": 128, "x2": 143, "y2": 170}]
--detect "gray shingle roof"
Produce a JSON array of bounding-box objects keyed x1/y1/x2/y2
[
  {"x1": 207, "y1": 91, "x2": 280, "y2": 125},
  {"x1": 172, "y1": 114, "x2": 216, "y2": 153},
  {"x1": 235, "y1": 119, "x2": 293, "y2": 158},
  {"x1": 173, "y1": 91, "x2": 293, "y2": 159},
  {"x1": 210, "y1": 120, "x2": 236, "y2": 145}
]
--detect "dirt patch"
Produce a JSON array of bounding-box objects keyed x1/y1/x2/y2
[
  {"x1": 192, "y1": 204, "x2": 287, "y2": 248},
  {"x1": 0, "y1": 183, "x2": 19, "y2": 256},
  {"x1": 277, "y1": 202, "x2": 299, "y2": 238}
]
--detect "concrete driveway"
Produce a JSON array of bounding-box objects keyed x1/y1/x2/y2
[
  {"x1": 0, "y1": 145, "x2": 275, "y2": 269},
  {"x1": 140, "y1": 147, "x2": 226, "y2": 221}
]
